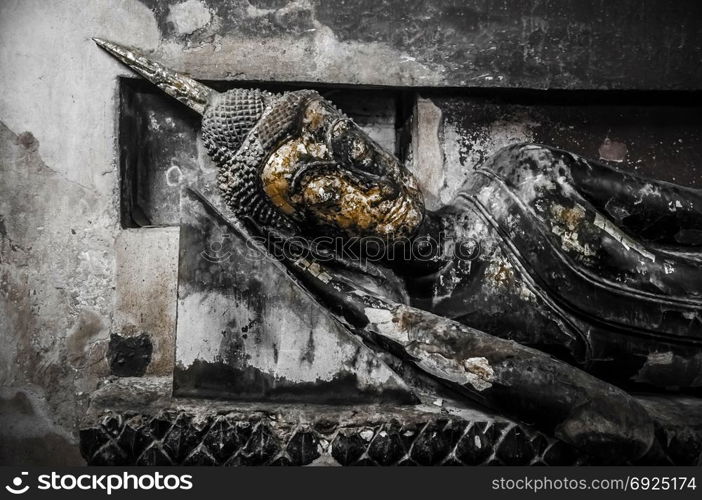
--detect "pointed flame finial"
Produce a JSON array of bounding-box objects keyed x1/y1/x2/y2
[{"x1": 93, "y1": 38, "x2": 216, "y2": 114}]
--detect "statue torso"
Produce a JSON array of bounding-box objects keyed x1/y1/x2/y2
[{"x1": 399, "y1": 143, "x2": 702, "y2": 390}]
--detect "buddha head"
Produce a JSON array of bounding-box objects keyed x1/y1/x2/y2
[
  {"x1": 94, "y1": 39, "x2": 424, "y2": 242},
  {"x1": 204, "y1": 89, "x2": 425, "y2": 241}
]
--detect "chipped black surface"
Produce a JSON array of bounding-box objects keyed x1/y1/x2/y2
[
  {"x1": 107, "y1": 333, "x2": 153, "y2": 377},
  {"x1": 415, "y1": 142, "x2": 702, "y2": 392}
]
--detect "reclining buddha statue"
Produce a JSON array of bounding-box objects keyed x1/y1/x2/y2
[{"x1": 95, "y1": 39, "x2": 702, "y2": 463}]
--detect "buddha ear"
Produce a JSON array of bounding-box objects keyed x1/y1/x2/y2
[{"x1": 93, "y1": 38, "x2": 217, "y2": 115}]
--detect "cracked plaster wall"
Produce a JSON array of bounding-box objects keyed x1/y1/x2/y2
[{"x1": 1, "y1": 0, "x2": 701, "y2": 465}]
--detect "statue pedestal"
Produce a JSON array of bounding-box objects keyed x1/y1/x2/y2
[
  {"x1": 80, "y1": 377, "x2": 574, "y2": 466},
  {"x1": 79, "y1": 377, "x2": 702, "y2": 466}
]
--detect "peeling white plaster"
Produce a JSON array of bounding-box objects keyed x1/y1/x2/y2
[
  {"x1": 463, "y1": 357, "x2": 495, "y2": 391},
  {"x1": 364, "y1": 307, "x2": 410, "y2": 344},
  {"x1": 175, "y1": 291, "x2": 237, "y2": 367},
  {"x1": 0, "y1": 0, "x2": 160, "y2": 196},
  {"x1": 409, "y1": 346, "x2": 494, "y2": 392},
  {"x1": 167, "y1": 0, "x2": 212, "y2": 36},
  {"x1": 176, "y1": 281, "x2": 403, "y2": 389}
]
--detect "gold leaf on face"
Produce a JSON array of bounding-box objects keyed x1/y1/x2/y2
[
  {"x1": 298, "y1": 172, "x2": 423, "y2": 240},
  {"x1": 260, "y1": 97, "x2": 425, "y2": 240},
  {"x1": 261, "y1": 136, "x2": 330, "y2": 216}
]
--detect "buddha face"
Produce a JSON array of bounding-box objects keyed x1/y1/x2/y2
[{"x1": 261, "y1": 98, "x2": 424, "y2": 241}]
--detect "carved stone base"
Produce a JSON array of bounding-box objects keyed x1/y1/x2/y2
[
  {"x1": 80, "y1": 411, "x2": 579, "y2": 466},
  {"x1": 79, "y1": 377, "x2": 702, "y2": 465}
]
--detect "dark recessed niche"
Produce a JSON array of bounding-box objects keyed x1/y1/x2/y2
[
  {"x1": 119, "y1": 78, "x2": 702, "y2": 229},
  {"x1": 118, "y1": 78, "x2": 414, "y2": 228},
  {"x1": 428, "y1": 89, "x2": 702, "y2": 190}
]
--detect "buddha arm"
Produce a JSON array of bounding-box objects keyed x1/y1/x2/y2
[{"x1": 283, "y1": 243, "x2": 654, "y2": 462}]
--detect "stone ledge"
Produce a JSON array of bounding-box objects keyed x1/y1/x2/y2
[
  {"x1": 80, "y1": 377, "x2": 702, "y2": 465},
  {"x1": 82, "y1": 376, "x2": 573, "y2": 465},
  {"x1": 80, "y1": 411, "x2": 577, "y2": 466}
]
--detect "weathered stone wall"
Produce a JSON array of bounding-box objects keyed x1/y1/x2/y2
[{"x1": 1, "y1": 0, "x2": 702, "y2": 465}]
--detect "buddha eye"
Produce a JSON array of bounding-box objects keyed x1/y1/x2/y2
[{"x1": 330, "y1": 120, "x2": 382, "y2": 176}]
